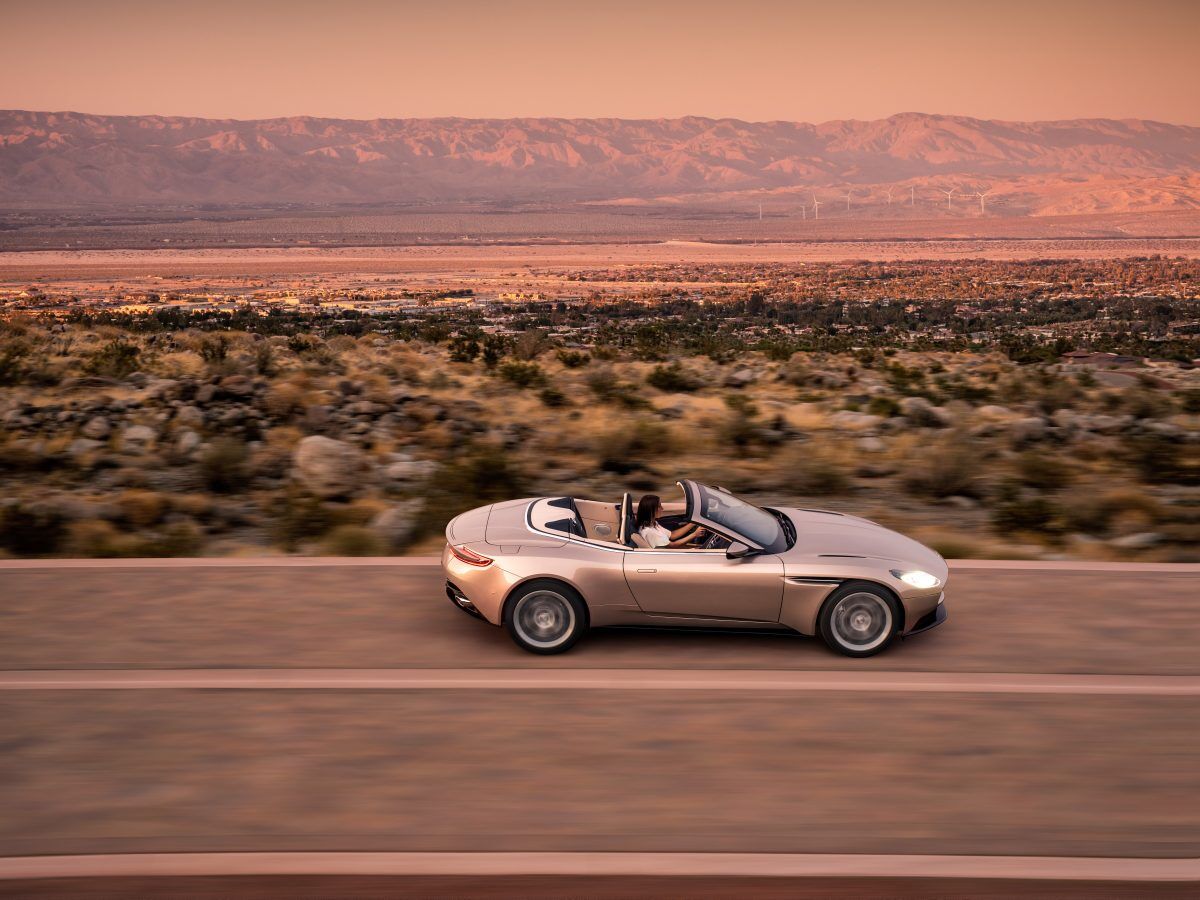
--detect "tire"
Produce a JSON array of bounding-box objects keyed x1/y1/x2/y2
[
  {"x1": 503, "y1": 580, "x2": 588, "y2": 655},
  {"x1": 818, "y1": 581, "x2": 900, "y2": 658}
]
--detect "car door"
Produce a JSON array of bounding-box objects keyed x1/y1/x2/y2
[{"x1": 622, "y1": 549, "x2": 784, "y2": 622}]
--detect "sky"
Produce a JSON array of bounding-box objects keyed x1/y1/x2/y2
[{"x1": 6, "y1": 0, "x2": 1199, "y2": 124}]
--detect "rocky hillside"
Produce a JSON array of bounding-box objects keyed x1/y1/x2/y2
[{"x1": 2, "y1": 111, "x2": 1199, "y2": 213}]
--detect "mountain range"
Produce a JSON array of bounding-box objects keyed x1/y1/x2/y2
[{"x1": 3, "y1": 110, "x2": 1199, "y2": 215}]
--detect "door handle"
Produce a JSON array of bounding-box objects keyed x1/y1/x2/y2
[{"x1": 637, "y1": 568, "x2": 657, "y2": 574}]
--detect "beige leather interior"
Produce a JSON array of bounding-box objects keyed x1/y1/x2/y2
[
  {"x1": 629, "y1": 533, "x2": 649, "y2": 548},
  {"x1": 574, "y1": 498, "x2": 621, "y2": 542}
]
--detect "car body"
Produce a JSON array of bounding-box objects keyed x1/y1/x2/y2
[{"x1": 442, "y1": 480, "x2": 947, "y2": 656}]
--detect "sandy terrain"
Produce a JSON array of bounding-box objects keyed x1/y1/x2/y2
[{"x1": 4, "y1": 238, "x2": 1200, "y2": 288}]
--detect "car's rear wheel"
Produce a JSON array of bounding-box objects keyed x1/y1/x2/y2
[
  {"x1": 818, "y1": 582, "x2": 899, "y2": 658},
  {"x1": 504, "y1": 580, "x2": 587, "y2": 655}
]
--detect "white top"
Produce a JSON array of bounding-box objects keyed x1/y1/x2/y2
[{"x1": 639, "y1": 523, "x2": 672, "y2": 548}]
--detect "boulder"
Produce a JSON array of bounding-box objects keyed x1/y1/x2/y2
[
  {"x1": 723, "y1": 368, "x2": 758, "y2": 388},
  {"x1": 899, "y1": 396, "x2": 951, "y2": 428},
  {"x1": 218, "y1": 374, "x2": 255, "y2": 397},
  {"x1": 383, "y1": 455, "x2": 438, "y2": 484},
  {"x1": 368, "y1": 500, "x2": 424, "y2": 550},
  {"x1": 828, "y1": 411, "x2": 884, "y2": 431},
  {"x1": 1009, "y1": 417, "x2": 1047, "y2": 444},
  {"x1": 293, "y1": 435, "x2": 366, "y2": 498},
  {"x1": 176, "y1": 430, "x2": 202, "y2": 457},
  {"x1": 81, "y1": 416, "x2": 112, "y2": 440},
  {"x1": 120, "y1": 425, "x2": 158, "y2": 451},
  {"x1": 1110, "y1": 532, "x2": 1163, "y2": 550},
  {"x1": 175, "y1": 405, "x2": 205, "y2": 428}
]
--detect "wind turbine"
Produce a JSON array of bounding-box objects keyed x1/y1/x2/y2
[
  {"x1": 910, "y1": 186, "x2": 915, "y2": 206},
  {"x1": 844, "y1": 189, "x2": 854, "y2": 212},
  {"x1": 758, "y1": 202, "x2": 763, "y2": 221},
  {"x1": 941, "y1": 188, "x2": 957, "y2": 211},
  {"x1": 800, "y1": 203, "x2": 807, "y2": 221},
  {"x1": 883, "y1": 188, "x2": 894, "y2": 205},
  {"x1": 976, "y1": 188, "x2": 994, "y2": 215},
  {"x1": 812, "y1": 194, "x2": 822, "y2": 220}
]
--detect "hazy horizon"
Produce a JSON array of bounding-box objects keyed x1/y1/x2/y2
[{"x1": 6, "y1": 0, "x2": 1199, "y2": 125}]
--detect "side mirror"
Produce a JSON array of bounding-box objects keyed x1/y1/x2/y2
[{"x1": 726, "y1": 541, "x2": 754, "y2": 560}]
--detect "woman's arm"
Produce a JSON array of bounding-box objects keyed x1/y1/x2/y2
[
  {"x1": 668, "y1": 521, "x2": 698, "y2": 541},
  {"x1": 666, "y1": 523, "x2": 707, "y2": 548}
]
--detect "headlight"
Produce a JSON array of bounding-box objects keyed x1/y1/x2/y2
[{"x1": 891, "y1": 569, "x2": 940, "y2": 590}]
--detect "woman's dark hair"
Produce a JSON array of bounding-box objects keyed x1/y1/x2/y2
[{"x1": 635, "y1": 494, "x2": 661, "y2": 530}]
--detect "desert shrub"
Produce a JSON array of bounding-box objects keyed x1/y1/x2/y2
[
  {"x1": 199, "y1": 438, "x2": 249, "y2": 492},
  {"x1": 496, "y1": 360, "x2": 546, "y2": 389},
  {"x1": 781, "y1": 356, "x2": 812, "y2": 386},
  {"x1": 0, "y1": 504, "x2": 67, "y2": 556},
  {"x1": 885, "y1": 362, "x2": 927, "y2": 396},
  {"x1": 84, "y1": 339, "x2": 140, "y2": 379},
  {"x1": 481, "y1": 335, "x2": 508, "y2": 368},
  {"x1": 134, "y1": 521, "x2": 204, "y2": 558},
  {"x1": 539, "y1": 386, "x2": 570, "y2": 407},
  {"x1": 595, "y1": 420, "x2": 672, "y2": 474},
  {"x1": 646, "y1": 362, "x2": 702, "y2": 393},
  {"x1": 1014, "y1": 452, "x2": 1074, "y2": 491},
  {"x1": 511, "y1": 329, "x2": 551, "y2": 361},
  {"x1": 867, "y1": 395, "x2": 901, "y2": 417},
  {"x1": 586, "y1": 368, "x2": 648, "y2": 408},
  {"x1": 784, "y1": 450, "x2": 850, "y2": 495},
  {"x1": 1060, "y1": 489, "x2": 1163, "y2": 537},
  {"x1": 253, "y1": 341, "x2": 278, "y2": 377},
  {"x1": 1121, "y1": 389, "x2": 1173, "y2": 421},
  {"x1": 934, "y1": 374, "x2": 993, "y2": 403},
  {"x1": 270, "y1": 490, "x2": 334, "y2": 551},
  {"x1": 0, "y1": 340, "x2": 29, "y2": 386},
  {"x1": 63, "y1": 520, "x2": 125, "y2": 558},
  {"x1": 1179, "y1": 388, "x2": 1200, "y2": 414},
  {"x1": 322, "y1": 525, "x2": 385, "y2": 557},
  {"x1": 989, "y1": 482, "x2": 1061, "y2": 535},
  {"x1": 448, "y1": 336, "x2": 480, "y2": 362},
  {"x1": 116, "y1": 490, "x2": 169, "y2": 527},
  {"x1": 717, "y1": 394, "x2": 761, "y2": 449},
  {"x1": 198, "y1": 335, "x2": 229, "y2": 365},
  {"x1": 901, "y1": 437, "x2": 980, "y2": 498},
  {"x1": 264, "y1": 382, "x2": 307, "y2": 419},
  {"x1": 1124, "y1": 433, "x2": 1192, "y2": 485},
  {"x1": 417, "y1": 447, "x2": 526, "y2": 535},
  {"x1": 556, "y1": 349, "x2": 590, "y2": 369}
]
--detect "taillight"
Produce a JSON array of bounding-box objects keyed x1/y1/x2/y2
[{"x1": 451, "y1": 544, "x2": 493, "y2": 567}]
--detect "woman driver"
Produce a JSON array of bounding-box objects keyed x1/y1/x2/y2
[{"x1": 635, "y1": 494, "x2": 707, "y2": 549}]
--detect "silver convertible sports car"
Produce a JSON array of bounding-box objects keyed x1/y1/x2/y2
[{"x1": 442, "y1": 480, "x2": 947, "y2": 657}]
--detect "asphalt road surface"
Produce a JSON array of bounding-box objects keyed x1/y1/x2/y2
[{"x1": 1, "y1": 559, "x2": 1197, "y2": 897}]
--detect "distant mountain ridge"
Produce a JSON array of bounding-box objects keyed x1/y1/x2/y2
[{"x1": 2, "y1": 110, "x2": 1199, "y2": 214}]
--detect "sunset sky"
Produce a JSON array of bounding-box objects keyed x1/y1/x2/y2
[{"x1": 7, "y1": 0, "x2": 1199, "y2": 124}]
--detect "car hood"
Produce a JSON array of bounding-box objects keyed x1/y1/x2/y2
[
  {"x1": 445, "y1": 498, "x2": 566, "y2": 549},
  {"x1": 778, "y1": 508, "x2": 946, "y2": 575}
]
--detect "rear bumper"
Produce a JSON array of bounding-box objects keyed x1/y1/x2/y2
[
  {"x1": 446, "y1": 581, "x2": 485, "y2": 620},
  {"x1": 904, "y1": 595, "x2": 947, "y2": 637}
]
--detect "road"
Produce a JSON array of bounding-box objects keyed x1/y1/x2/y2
[{"x1": 1, "y1": 558, "x2": 1197, "y2": 896}]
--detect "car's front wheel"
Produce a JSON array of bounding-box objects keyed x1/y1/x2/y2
[
  {"x1": 818, "y1": 582, "x2": 900, "y2": 658},
  {"x1": 503, "y1": 580, "x2": 588, "y2": 655}
]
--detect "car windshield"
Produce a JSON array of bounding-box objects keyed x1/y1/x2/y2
[{"x1": 695, "y1": 484, "x2": 784, "y2": 549}]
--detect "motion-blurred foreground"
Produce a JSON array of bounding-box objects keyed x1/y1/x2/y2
[{"x1": 1, "y1": 254, "x2": 1197, "y2": 563}]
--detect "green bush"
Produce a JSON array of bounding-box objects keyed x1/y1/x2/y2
[
  {"x1": 556, "y1": 349, "x2": 590, "y2": 369},
  {"x1": 0, "y1": 504, "x2": 67, "y2": 556},
  {"x1": 646, "y1": 362, "x2": 702, "y2": 393},
  {"x1": 866, "y1": 395, "x2": 901, "y2": 417},
  {"x1": 271, "y1": 490, "x2": 334, "y2": 551},
  {"x1": 85, "y1": 339, "x2": 140, "y2": 379},
  {"x1": 902, "y1": 438, "x2": 980, "y2": 498},
  {"x1": 989, "y1": 482, "x2": 1061, "y2": 535},
  {"x1": 418, "y1": 448, "x2": 526, "y2": 535},
  {"x1": 496, "y1": 360, "x2": 546, "y2": 389},
  {"x1": 539, "y1": 386, "x2": 570, "y2": 407},
  {"x1": 199, "y1": 438, "x2": 249, "y2": 493},
  {"x1": 586, "y1": 368, "x2": 648, "y2": 408},
  {"x1": 1015, "y1": 452, "x2": 1073, "y2": 491},
  {"x1": 596, "y1": 420, "x2": 672, "y2": 474}
]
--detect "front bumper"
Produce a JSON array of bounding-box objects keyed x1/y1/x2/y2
[{"x1": 904, "y1": 594, "x2": 947, "y2": 637}]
